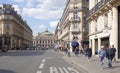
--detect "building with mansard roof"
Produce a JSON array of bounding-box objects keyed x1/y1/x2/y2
[
  {"x1": 87, "y1": 0, "x2": 120, "y2": 60},
  {"x1": 54, "y1": 0, "x2": 89, "y2": 52},
  {"x1": 0, "y1": 4, "x2": 33, "y2": 51}
]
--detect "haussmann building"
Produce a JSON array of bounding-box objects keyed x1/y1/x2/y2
[
  {"x1": 0, "y1": 4, "x2": 33, "y2": 51},
  {"x1": 54, "y1": 0, "x2": 89, "y2": 52},
  {"x1": 87, "y1": 0, "x2": 120, "y2": 60}
]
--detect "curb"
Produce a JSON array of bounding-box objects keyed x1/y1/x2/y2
[{"x1": 63, "y1": 56, "x2": 89, "y2": 73}]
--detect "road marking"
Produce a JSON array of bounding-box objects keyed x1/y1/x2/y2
[
  {"x1": 39, "y1": 63, "x2": 44, "y2": 69},
  {"x1": 36, "y1": 71, "x2": 42, "y2": 73},
  {"x1": 63, "y1": 67, "x2": 69, "y2": 73},
  {"x1": 58, "y1": 67, "x2": 64, "y2": 73},
  {"x1": 42, "y1": 59, "x2": 45, "y2": 63},
  {"x1": 50, "y1": 67, "x2": 58, "y2": 73},
  {"x1": 68, "y1": 67, "x2": 79, "y2": 73},
  {"x1": 49, "y1": 67, "x2": 80, "y2": 73}
]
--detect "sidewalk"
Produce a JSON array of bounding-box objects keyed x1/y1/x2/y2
[{"x1": 62, "y1": 52, "x2": 120, "y2": 73}]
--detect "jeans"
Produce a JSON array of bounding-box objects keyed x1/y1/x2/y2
[
  {"x1": 100, "y1": 57, "x2": 104, "y2": 68},
  {"x1": 108, "y1": 59, "x2": 112, "y2": 68}
]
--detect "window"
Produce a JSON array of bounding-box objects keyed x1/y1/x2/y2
[
  {"x1": 73, "y1": 11, "x2": 78, "y2": 19},
  {"x1": 74, "y1": 6, "x2": 78, "y2": 9},
  {"x1": 73, "y1": 23, "x2": 78, "y2": 29},
  {"x1": 104, "y1": 14, "x2": 108, "y2": 28},
  {"x1": 6, "y1": 24, "x2": 9, "y2": 28}
]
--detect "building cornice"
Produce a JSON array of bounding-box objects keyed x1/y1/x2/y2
[{"x1": 87, "y1": 0, "x2": 118, "y2": 22}]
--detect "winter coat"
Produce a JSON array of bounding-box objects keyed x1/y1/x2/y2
[
  {"x1": 106, "y1": 48, "x2": 116, "y2": 60},
  {"x1": 86, "y1": 48, "x2": 92, "y2": 57}
]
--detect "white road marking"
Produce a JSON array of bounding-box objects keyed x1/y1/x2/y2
[
  {"x1": 36, "y1": 71, "x2": 42, "y2": 73},
  {"x1": 58, "y1": 67, "x2": 64, "y2": 73},
  {"x1": 42, "y1": 59, "x2": 45, "y2": 63},
  {"x1": 39, "y1": 63, "x2": 44, "y2": 69},
  {"x1": 50, "y1": 67, "x2": 58, "y2": 73},
  {"x1": 63, "y1": 67, "x2": 69, "y2": 73},
  {"x1": 68, "y1": 67, "x2": 79, "y2": 73}
]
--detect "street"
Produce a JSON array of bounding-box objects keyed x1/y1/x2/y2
[{"x1": 0, "y1": 49, "x2": 86, "y2": 73}]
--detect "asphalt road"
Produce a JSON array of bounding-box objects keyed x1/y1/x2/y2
[{"x1": 0, "y1": 49, "x2": 86, "y2": 73}]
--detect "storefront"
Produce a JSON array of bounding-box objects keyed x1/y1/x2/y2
[
  {"x1": 101, "y1": 37, "x2": 109, "y2": 49},
  {"x1": 95, "y1": 39, "x2": 98, "y2": 55}
]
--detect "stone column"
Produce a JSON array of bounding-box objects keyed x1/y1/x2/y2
[
  {"x1": 98, "y1": 37, "x2": 101, "y2": 51},
  {"x1": 112, "y1": 7, "x2": 118, "y2": 59},
  {"x1": 92, "y1": 39, "x2": 95, "y2": 55}
]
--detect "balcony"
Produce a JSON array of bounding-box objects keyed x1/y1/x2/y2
[
  {"x1": 70, "y1": 29, "x2": 80, "y2": 33},
  {"x1": 70, "y1": 0, "x2": 82, "y2": 4},
  {"x1": 71, "y1": 17, "x2": 80, "y2": 23},
  {"x1": 87, "y1": 0, "x2": 118, "y2": 18},
  {"x1": 69, "y1": 7, "x2": 82, "y2": 12}
]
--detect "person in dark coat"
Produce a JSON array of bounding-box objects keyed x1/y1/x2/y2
[
  {"x1": 75, "y1": 46, "x2": 79, "y2": 56},
  {"x1": 86, "y1": 46, "x2": 92, "y2": 61},
  {"x1": 106, "y1": 45, "x2": 116, "y2": 68},
  {"x1": 111, "y1": 45, "x2": 116, "y2": 62}
]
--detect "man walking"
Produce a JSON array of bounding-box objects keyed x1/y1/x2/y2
[{"x1": 106, "y1": 45, "x2": 116, "y2": 68}]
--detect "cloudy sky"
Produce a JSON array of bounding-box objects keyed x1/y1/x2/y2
[{"x1": 0, "y1": 0, "x2": 66, "y2": 36}]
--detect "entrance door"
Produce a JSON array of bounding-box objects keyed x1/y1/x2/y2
[
  {"x1": 95, "y1": 39, "x2": 98, "y2": 54},
  {"x1": 118, "y1": 6, "x2": 120, "y2": 59},
  {"x1": 101, "y1": 37, "x2": 109, "y2": 49}
]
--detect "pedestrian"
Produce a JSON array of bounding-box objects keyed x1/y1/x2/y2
[
  {"x1": 86, "y1": 46, "x2": 92, "y2": 61},
  {"x1": 98, "y1": 45, "x2": 106, "y2": 69},
  {"x1": 84, "y1": 46, "x2": 88, "y2": 57},
  {"x1": 106, "y1": 45, "x2": 116, "y2": 68},
  {"x1": 111, "y1": 45, "x2": 116, "y2": 63},
  {"x1": 75, "y1": 46, "x2": 79, "y2": 56}
]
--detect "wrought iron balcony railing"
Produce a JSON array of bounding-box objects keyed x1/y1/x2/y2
[
  {"x1": 71, "y1": 17, "x2": 80, "y2": 23},
  {"x1": 87, "y1": 0, "x2": 111, "y2": 17},
  {"x1": 69, "y1": 7, "x2": 82, "y2": 12}
]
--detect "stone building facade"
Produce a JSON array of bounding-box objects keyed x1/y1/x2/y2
[
  {"x1": 0, "y1": 4, "x2": 33, "y2": 50},
  {"x1": 33, "y1": 29, "x2": 54, "y2": 49},
  {"x1": 87, "y1": 0, "x2": 120, "y2": 59},
  {"x1": 54, "y1": 0, "x2": 89, "y2": 52}
]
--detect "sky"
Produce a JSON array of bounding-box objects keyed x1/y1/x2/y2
[{"x1": 0, "y1": 0, "x2": 66, "y2": 36}]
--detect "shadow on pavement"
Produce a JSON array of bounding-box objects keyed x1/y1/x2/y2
[
  {"x1": 0, "y1": 69, "x2": 16, "y2": 73},
  {"x1": 0, "y1": 50, "x2": 46, "y2": 56}
]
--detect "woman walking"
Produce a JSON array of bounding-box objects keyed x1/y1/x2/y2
[{"x1": 98, "y1": 46, "x2": 106, "y2": 69}]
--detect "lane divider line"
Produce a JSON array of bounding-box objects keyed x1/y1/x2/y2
[
  {"x1": 39, "y1": 63, "x2": 44, "y2": 69},
  {"x1": 42, "y1": 59, "x2": 46, "y2": 63},
  {"x1": 36, "y1": 71, "x2": 42, "y2": 73}
]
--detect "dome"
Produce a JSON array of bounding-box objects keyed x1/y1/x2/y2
[{"x1": 39, "y1": 29, "x2": 53, "y2": 36}]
